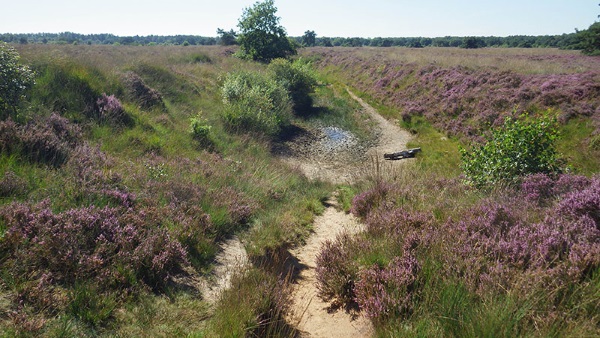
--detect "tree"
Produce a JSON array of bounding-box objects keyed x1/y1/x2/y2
[
  {"x1": 461, "y1": 36, "x2": 486, "y2": 49},
  {"x1": 302, "y1": 30, "x2": 316, "y2": 47},
  {"x1": 236, "y1": 0, "x2": 296, "y2": 62},
  {"x1": 578, "y1": 22, "x2": 600, "y2": 55},
  {"x1": 0, "y1": 42, "x2": 35, "y2": 118},
  {"x1": 217, "y1": 28, "x2": 238, "y2": 46}
]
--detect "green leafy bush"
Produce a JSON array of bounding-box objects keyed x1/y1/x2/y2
[
  {"x1": 189, "y1": 113, "x2": 212, "y2": 146},
  {"x1": 268, "y1": 58, "x2": 318, "y2": 113},
  {"x1": 0, "y1": 42, "x2": 35, "y2": 118},
  {"x1": 221, "y1": 71, "x2": 291, "y2": 136},
  {"x1": 460, "y1": 113, "x2": 561, "y2": 188}
]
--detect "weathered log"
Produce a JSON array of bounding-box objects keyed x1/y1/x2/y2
[{"x1": 383, "y1": 147, "x2": 421, "y2": 160}]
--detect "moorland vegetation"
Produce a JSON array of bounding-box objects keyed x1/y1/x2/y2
[{"x1": 1, "y1": 1, "x2": 600, "y2": 337}]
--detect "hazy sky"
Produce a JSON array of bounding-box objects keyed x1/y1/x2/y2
[{"x1": 1, "y1": 0, "x2": 598, "y2": 38}]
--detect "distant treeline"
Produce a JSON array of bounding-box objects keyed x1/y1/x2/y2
[
  {"x1": 0, "y1": 32, "x2": 218, "y2": 46},
  {"x1": 0, "y1": 31, "x2": 582, "y2": 50},
  {"x1": 302, "y1": 35, "x2": 580, "y2": 49}
]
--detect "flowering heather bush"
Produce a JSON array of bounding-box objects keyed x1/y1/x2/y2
[
  {"x1": 96, "y1": 93, "x2": 131, "y2": 125},
  {"x1": 354, "y1": 254, "x2": 420, "y2": 323},
  {"x1": 520, "y1": 173, "x2": 559, "y2": 204},
  {"x1": 0, "y1": 118, "x2": 19, "y2": 153},
  {"x1": 350, "y1": 181, "x2": 395, "y2": 219},
  {"x1": 556, "y1": 177, "x2": 600, "y2": 226},
  {"x1": 364, "y1": 207, "x2": 434, "y2": 242},
  {"x1": 122, "y1": 71, "x2": 165, "y2": 109},
  {"x1": 0, "y1": 201, "x2": 188, "y2": 298},
  {"x1": 315, "y1": 233, "x2": 360, "y2": 304},
  {"x1": 521, "y1": 173, "x2": 591, "y2": 205},
  {"x1": 0, "y1": 170, "x2": 28, "y2": 197},
  {"x1": 443, "y1": 180, "x2": 600, "y2": 293},
  {"x1": 333, "y1": 172, "x2": 600, "y2": 331},
  {"x1": 0, "y1": 113, "x2": 83, "y2": 167}
]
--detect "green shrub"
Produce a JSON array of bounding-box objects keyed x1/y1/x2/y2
[
  {"x1": 221, "y1": 71, "x2": 291, "y2": 136},
  {"x1": 460, "y1": 112, "x2": 561, "y2": 188},
  {"x1": 0, "y1": 42, "x2": 35, "y2": 118},
  {"x1": 268, "y1": 58, "x2": 318, "y2": 113},
  {"x1": 189, "y1": 113, "x2": 212, "y2": 146}
]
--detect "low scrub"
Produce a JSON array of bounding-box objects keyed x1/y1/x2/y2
[
  {"x1": 268, "y1": 58, "x2": 318, "y2": 114},
  {"x1": 121, "y1": 71, "x2": 165, "y2": 110},
  {"x1": 316, "y1": 173, "x2": 600, "y2": 335},
  {"x1": 221, "y1": 70, "x2": 292, "y2": 136},
  {"x1": 0, "y1": 113, "x2": 82, "y2": 167},
  {"x1": 460, "y1": 113, "x2": 561, "y2": 188},
  {"x1": 0, "y1": 42, "x2": 35, "y2": 118}
]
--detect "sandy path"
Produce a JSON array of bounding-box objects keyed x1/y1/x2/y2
[
  {"x1": 197, "y1": 236, "x2": 249, "y2": 305},
  {"x1": 287, "y1": 89, "x2": 413, "y2": 337},
  {"x1": 289, "y1": 200, "x2": 373, "y2": 337},
  {"x1": 197, "y1": 89, "x2": 412, "y2": 336}
]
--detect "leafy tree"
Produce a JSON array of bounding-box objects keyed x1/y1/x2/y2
[
  {"x1": 302, "y1": 30, "x2": 316, "y2": 47},
  {"x1": 461, "y1": 36, "x2": 486, "y2": 49},
  {"x1": 236, "y1": 0, "x2": 296, "y2": 62},
  {"x1": 460, "y1": 113, "x2": 561, "y2": 188},
  {"x1": 217, "y1": 28, "x2": 238, "y2": 46},
  {"x1": 578, "y1": 22, "x2": 600, "y2": 55},
  {"x1": 0, "y1": 42, "x2": 35, "y2": 118}
]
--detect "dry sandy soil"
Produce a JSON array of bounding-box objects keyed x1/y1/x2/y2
[
  {"x1": 285, "y1": 89, "x2": 412, "y2": 337},
  {"x1": 199, "y1": 89, "x2": 412, "y2": 337}
]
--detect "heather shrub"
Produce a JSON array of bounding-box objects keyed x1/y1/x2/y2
[
  {"x1": 520, "y1": 173, "x2": 556, "y2": 204},
  {"x1": 96, "y1": 93, "x2": 132, "y2": 126},
  {"x1": 521, "y1": 173, "x2": 592, "y2": 205},
  {"x1": 556, "y1": 177, "x2": 600, "y2": 226},
  {"x1": 122, "y1": 71, "x2": 164, "y2": 109},
  {"x1": 221, "y1": 71, "x2": 292, "y2": 136},
  {"x1": 350, "y1": 181, "x2": 395, "y2": 219},
  {"x1": 268, "y1": 58, "x2": 318, "y2": 113},
  {"x1": 365, "y1": 207, "x2": 433, "y2": 240},
  {"x1": 0, "y1": 201, "x2": 189, "y2": 298},
  {"x1": 0, "y1": 170, "x2": 28, "y2": 197},
  {"x1": 0, "y1": 118, "x2": 20, "y2": 153},
  {"x1": 354, "y1": 254, "x2": 420, "y2": 324},
  {"x1": 315, "y1": 233, "x2": 360, "y2": 304},
  {"x1": 16, "y1": 113, "x2": 82, "y2": 167},
  {"x1": 461, "y1": 113, "x2": 561, "y2": 188},
  {"x1": 0, "y1": 42, "x2": 35, "y2": 118}
]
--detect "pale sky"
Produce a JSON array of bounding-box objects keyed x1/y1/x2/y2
[{"x1": 1, "y1": 0, "x2": 598, "y2": 38}]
